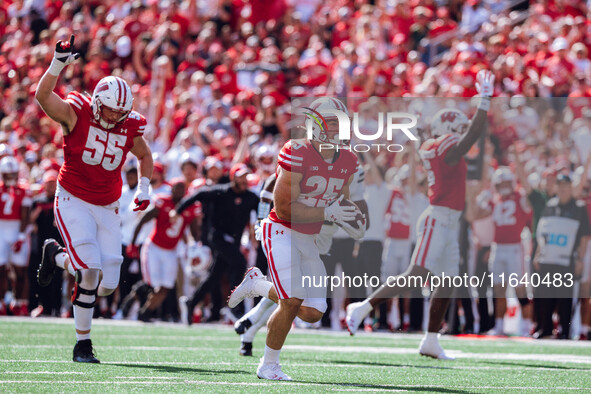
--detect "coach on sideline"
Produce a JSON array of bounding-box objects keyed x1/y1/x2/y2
[
  {"x1": 533, "y1": 173, "x2": 590, "y2": 339},
  {"x1": 171, "y1": 163, "x2": 259, "y2": 323}
]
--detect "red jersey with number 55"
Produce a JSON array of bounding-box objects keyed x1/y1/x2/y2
[
  {"x1": 149, "y1": 195, "x2": 201, "y2": 250},
  {"x1": 490, "y1": 190, "x2": 531, "y2": 244},
  {"x1": 268, "y1": 139, "x2": 358, "y2": 235},
  {"x1": 60, "y1": 91, "x2": 146, "y2": 206},
  {"x1": 386, "y1": 188, "x2": 410, "y2": 239},
  {"x1": 419, "y1": 133, "x2": 466, "y2": 211},
  {"x1": 0, "y1": 184, "x2": 32, "y2": 220}
]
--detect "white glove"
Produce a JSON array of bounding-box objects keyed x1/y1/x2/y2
[
  {"x1": 339, "y1": 217, "x2": 366, "y2": 240},
  {"x1": 254, "y1": 221, "x2": 264, "y2": 241},
  {"x1": 48, "y1": 35, "x2": 81, "y2": 76},
  {"x1": 133, "y1": 176, "x2": 151, "y2": 212},
  {"x1": 324, "y1": 195, "x2": 356, "y2": 223},
  {"x1": 475, "y1": 69, "x2": 495, "y2": 98},
  {"x1": 476, "y1": 189, "x2": 493, "y2": 210}
]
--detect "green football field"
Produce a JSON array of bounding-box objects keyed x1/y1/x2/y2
[{"x1": 1, "y1": 317, "x2": 590, "y2": 392}]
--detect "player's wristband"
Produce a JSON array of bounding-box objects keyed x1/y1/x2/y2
[
  {"x1": 138, "y1": 176, "x2": 150, "y2": 194},
  {"x1": 478, "y1": 97, "x2": 491, "y2": 112},
  {"x1": 17, "y1": 232, "x2": 26, "y2": 242},
  {"x1": 260, "y1": 190, "x2": 273, "y2": 201},
  {"x1": 257, "y1": 201, "x2": 271, "y2": 220},
  {"x1": 47, "y1": 58, "x2": 67, "y2": 76}
]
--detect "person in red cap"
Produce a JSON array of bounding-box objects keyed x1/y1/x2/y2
[{"x1": 170, "y1": 162, "x2": 259, "y2": 323}]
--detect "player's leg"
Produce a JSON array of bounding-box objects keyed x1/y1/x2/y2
[
  {"x1": 487, "y1": 243, "x2": 505, "y2": 335},
  {"x1": 239, "y1": 300, "x2": 278, "y2": 356},
  {"x1": 235, "y1": 297, "x2": 276, "y2": 334},
  {"x1": 137, "y1": 242, "x2": 176, "y2": 322},
  {"x1": 0, "y1": 264, "x2": 7, "y2": 314},
  {"x1": 53, "y1": 191, "x2": 102, "y2": 362},
  {"x1": 418, "y1": 221, "x2": 459, "y2": 360},
  {"x1": 9, "y1": 237, "x2": 31, "y2": 315},
  {"x1": 346, "y1": 214, "x2": 438, "y2": 335}
]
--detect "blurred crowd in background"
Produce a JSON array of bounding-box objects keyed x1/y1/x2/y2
[{"x1": 1, "y1": 0, "x2": 591, "y2": 339}]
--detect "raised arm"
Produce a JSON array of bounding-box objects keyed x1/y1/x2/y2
[
  {"x1": 35, "y1": 35, "x2": 80, "y2": 135},
  {"x1": 445, "y1": 70, "x2": 494, "y2": 166}
]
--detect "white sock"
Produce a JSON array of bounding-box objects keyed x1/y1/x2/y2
[
  {"x1": 55, "y1": 252, "x2": 76, "y2": 276},
  {"x1": 403, "y1": 313, "x2": 410, "y2": 325},
  {"x1": 254, "y1": 280, "x2": 274, "y2": 298},
  {"x1": 245, "y1": 297, "x2": 275, "y2": 324},
  {"x1": 263, "y1": 345, "x2": 280, "y2": 365},
  {"x1": 242, "y1": 304, "x2": 277, "y2": 343},
  {"x1": 495, "y1": 317, "x2": 503, "y2": 332},
  {"x1": 424, "y1": 331, "x2": 439, "y2": 342},
  {"x1": 74, "y1": 305, "x2": 93, "y2": 341},
  {"x1": 583, "y1": 325, "x2": 589, "y2": 335}
]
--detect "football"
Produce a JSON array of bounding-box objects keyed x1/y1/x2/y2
[{"x1": 338, "y1": 198, "x2": 365, "y2": 229}]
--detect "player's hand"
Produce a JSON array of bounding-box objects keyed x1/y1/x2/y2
[
  {"x1": 324, "y1": 195, "x2": 356, "y2": 223},
  {"x1": 126, "y1": 244, "x2": 140, "y2": 259},
  {"x1": 133, "y1": 194, "x2": 150, "y2": 211},
  {"x1": 12, "y1": 233, "x2": 26, "y2": 253},
  {"x1": 339, "y1": 217, "x2": 366, "y2": 240},
  {"x1": 48, "y1": 35, "x2": 81, "y2": 76},
  {"x1": 133, "y1": 176, "x2": 151, "y2": 211},
  {"x1": 475, "y1": 69, "x2": 495, "y2": 97}
]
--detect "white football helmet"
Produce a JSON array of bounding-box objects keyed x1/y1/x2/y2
[
  {"x1": 492, "y1": 166, "x2": 515, "y2": 196},
  {"x1": 254, "y1": 144, "x2": 276, "y2": 173},
  {"x1": 91, "y1": 76, "x2": 133, "y2": 130},
  {"x1": 0, "y1": 156, "x2": 19, "y2": 186},
  {"x1": 305, "y1": 97, "x2": 350, "y2": 146},
  {"x1": 186, "y1": 243, "x2": 213, "y2": 281},
  {"x1": 430, "y1": 108, "x2": 469, "y2": 137}
]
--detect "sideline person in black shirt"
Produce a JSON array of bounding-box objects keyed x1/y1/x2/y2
[
  {"x1": 173, "y1": 163, "x2": 259, "y2": 322},
  {"x1": 533, "y1": 174, "x2": 590, "y2": 339},
  {"x1": 29, "y1": 171, "x2": 64, "y2": 316}
]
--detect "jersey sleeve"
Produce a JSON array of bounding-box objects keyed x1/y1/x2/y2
[
  {"x1": 65, "y1": 91, "x2": 91, "y2": 117},
  {"x1": 277, "y1": 141, "x2": 304, "y2": 174},
  {"x1": 436, "y1": 134, "x2": 461, "y2": 157},
  {"x1": 128, "y1": 111, "x2": 147, "y2": 136}
]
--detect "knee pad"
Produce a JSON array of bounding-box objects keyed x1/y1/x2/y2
[
  {"x1": 71, "y1": 269, "x2": 100, "y2": 309},
  {"x1": 518, "y1": 297, "x2": 530, "y2": 307},
  {"x1": 99, "y1": 254, "x2": 124, "y2": 289}
]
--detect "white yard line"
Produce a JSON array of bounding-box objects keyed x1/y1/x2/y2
[
  {"x1": 0, "y1": 380, "x2": 586, "y2": 390},
  {"x1": 1, "y1": 371, "x2": 84, "y2": 375},
  {"x1": 1, "y1": 359, "x2": 591, "y2": 372}
]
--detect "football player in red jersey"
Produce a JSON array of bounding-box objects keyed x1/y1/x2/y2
[
  {"x1": 227, "y1": 97, "x2": 364, "y2": 380},
  {"x1": 34, "y1": 35, "x2": 153, "y2": 363},
  {"x1": 0, "y1": 156, "x2": 32, "y2": 316},
  {"x1": 473, "y1": 167, "x2": 532, "y2": 336},
  {"x1": 346, "y1": 70, "x2": 495, "y2": 360},
  {"x1": 128, "y1": 179, "x2": 201, "y2": 322}
]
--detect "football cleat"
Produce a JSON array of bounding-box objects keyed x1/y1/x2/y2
[
  {"x1": 37, "y1": 239, "x2": 64, "y2": 287},
  {"x1": 240, "y1": 341, "x2": 253, "y2": 356},
  {"x1": 257, "y1": 360, "x2": 292, "y2": 381},
  {"x1": 419, "y1": 335, "x2": 455, "y2": 360},
  {"x1": 345, "y1": 301, "x2": 372, "y2": 336},
  {"x1": 227, "y1": 267, "x2": 266, "y2": 309},
  {"x1": 73, "y1": 339, "x2": 100, "y2": 363},
  {"x1": 234, "y1": 317, "x2": 252, "y2": 335}
]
